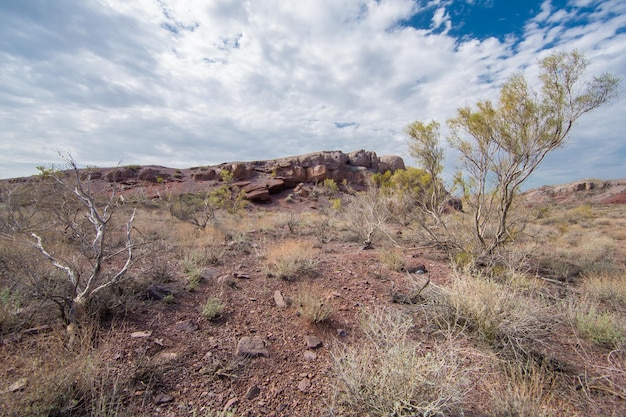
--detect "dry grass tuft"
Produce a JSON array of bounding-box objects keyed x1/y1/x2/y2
[
  {"x1": 331, "y1": 307, "x2": 467, "y2": 416},
  {"x1": 436, "y1": 272, "x2": 554, "y2": 361},
  {"x1": 264, "y1": 239, "x2": 318, "y2": 281},
  {"x1": 488, "y1": 361, "x2": 556, "y2": 417},
  {"x1": 0, "y1": 326, "x2": 129, "y2": 417},
  {"x1": 296, "y1": 290, "x2": 333, "y2": 323}
]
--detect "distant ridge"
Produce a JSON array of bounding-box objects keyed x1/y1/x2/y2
[{"x1": 523, "y1": 178, "x2": 626, "y2": 205}]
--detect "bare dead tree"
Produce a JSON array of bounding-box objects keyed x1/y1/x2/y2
[{"x1": 30, "y1": 155, "x2": 136, "y2": 334}]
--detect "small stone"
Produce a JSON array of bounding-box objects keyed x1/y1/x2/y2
[
  {"x1": 175, "y1": 319, "x2": 199, "y2": 333},
  {"x1": 305, "y1": 335, "x2": 322, "y2": 349},
  {"x1": 7, "y1": 378, "x2": 28, "y2": 393},
  {"x1": 303, "y1": 350, "x2": 317, "y2": 361},
  {"x1": 146, "y1": 284, "x2": 172, "y2": 300},
  {"x1": 298, "y1": 378, "x2": 311, "y2": 392},
  {"x1": 236, "y1": 336, "x2": 269, "y2": 357},
  {"x1": 234, "y1": 271, "x2": 250, "y2": 279},
  {"x1": 154, "y1": 393, "x2": 174, "y2": 404},
  {"x1": 131, "y1": 330, "x2": 152, "y2": 338},
  {"x1": 273, "y1": 290, "x2": 287, "y2": 308},
  {"x1": 217, "y1": 274, "x2": 237, "y2": 288},
  {"x1": 245, "y1": 385, "x2": 261, "y2": 400},
  {"x1": 337, "y1": 328, "x2": 347, "y2": 337},
  {"x1": 154, "y1": 351, "x2": 179, "y2": 364}
]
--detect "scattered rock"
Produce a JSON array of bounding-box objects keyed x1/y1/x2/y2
[
  {"x1": 154, "y1": 393, "x2": 174, "y2": 404},
  {"x1": 337, "y1": 328, "x2": 347, "y2": 337},
  {"x1": 154, "y1": 351, "x2": 179, "y2": 364},
  {"x1": 305, "y1": 335, "x2": 322, "y2": 349},
  {"x1": 303, "y1": 350, "x2": 318, "y2": 361},
  {"x1": 234, "y1": 271, "x2": 250, "y2": 279},
  {"x1": 245, "y1": 385, "x2": 261, "y2": 400},
  {"x1": 131, "y1": 330, "x2": 152, "y2": 338},
  {"x1": 175, "y1": 319, "x2": 199, "y2": 333},
  {"x1": 146, "y1": 284, "x2": 172, "y2": 300},
  {"x1": 236, "y1": 336, "x2": 269, "y2": 357},
  {"x1": 217, "y1": 274, "x2": 237, "y2": 288},
  {"x1": 6, "y1": 378, "x2": 28, "y2": 393},
  {"x1": 298, "y1": 378, "x2": 311, "y2": 392},
  {"x1": 404, "y1": 264, "x2": 427, "y2": 274},
  {"x1": 201, "y1": 267, "x2": 221, "y2": 280},
  {"x1": 273, "y1": 290, "x2": 288, "y2": 309}
]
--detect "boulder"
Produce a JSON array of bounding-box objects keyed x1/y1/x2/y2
[
  {"x1": 192, "y1": 169, "x2": 217, "y2": 181},
  {"x1": 230, "y1": 163, "x2": 247, "y2": 180},
  {"x1": 245, "y1": 188, "x2": 271, "y2": 203},
  {"x1": 347, "y1": 150, "x2": 379, "y2": 169},
  {"x1": 104, "y1": 167, "x2": 138, "y2": 182},
  {"x1": 277, "y1": 166, "x2": 307, "y2": 187},
  {"x1": 138, "y1": 168, "x2": 170, "y2": 182},
  {"x1": 306, "y1": 165, "x2": 328, "y2": 182},
  {"x1": 378, "y1": 155, "x2": 405, "y2": 173},
  {"x1": 298, "y1": 151, "x2": 348, "y2": 170}
]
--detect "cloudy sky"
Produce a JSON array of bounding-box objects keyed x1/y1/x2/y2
[{"x1": 1, "y1": 0, "x2": 624, "y2": 188}]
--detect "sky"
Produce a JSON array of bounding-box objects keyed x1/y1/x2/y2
[{"x1": 0, "y1": 0, "x2": 624, "y2": 188}]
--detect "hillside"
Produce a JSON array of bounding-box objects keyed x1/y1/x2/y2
[{"x1": 1, "y1": 151, "x2": 625, "y2": 417}]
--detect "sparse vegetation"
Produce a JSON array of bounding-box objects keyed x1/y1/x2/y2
[
  {"x1": 332, "y1": 307, "x2": 467, "y2": 416},
  {"x1": 0, "y1": 149, "x2": 625, "y2": 416},
  {"x1": 297, "y1": 291, "x2": 333, "y2": 323},
  {"x1": 202, "y1": 293, "x2": 225, "y2": 320},
  {"x1": 264, "y1": 239, "x2": 318, "y2": 281}
]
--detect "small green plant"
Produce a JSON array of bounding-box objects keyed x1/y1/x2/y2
[
  {"x1": 162, "y1": 294, "x2": 176, "y2": 304},
  {"x1": 331, "y1": 197, "x2": 342, "y2": 211},
  {"x1": 575, "y1": 303, "x2": 624, "y2": 347},
  {"x1": 35, "y1": 164, "x2": 58, "y2": 179},
  {"x1": 202, "y1": 294, "x2": 225, "y2": 320},
  {"x1": 297, "y1": 292, "x2": 333, "y2": 323},
  {"x1": 322, "y1": 178, "x2": 339, "y2": 194}
]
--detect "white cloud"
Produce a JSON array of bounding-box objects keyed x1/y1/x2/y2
[{"x1": 0, "y1": 0, "x2": 624, "y2": 189}]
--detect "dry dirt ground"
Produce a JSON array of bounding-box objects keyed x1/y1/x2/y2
[{"x1": 1, "y1": 171, "x2": 626, "y2": 417}]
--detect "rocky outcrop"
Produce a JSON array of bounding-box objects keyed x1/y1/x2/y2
[
  {"x1": 523, "y1": 178, "x2": 626, "y2": 205},
  {"x1": 228, "y1": 150, "x2": 405, "y2": 202},
  {"x1": 97, "y1": 150, "x2": 406, "y2": 203}
]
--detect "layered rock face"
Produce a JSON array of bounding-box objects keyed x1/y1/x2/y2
[
  {"x1": 100, "y1": 150, "x2": 405, "y2": 203},
  {"x1": 230, "y1": 150, "x2": 405, "y2": 201}
]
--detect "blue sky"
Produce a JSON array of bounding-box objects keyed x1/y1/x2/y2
[{"x1": 0, "y1": 0, "x2": 624, "y2": 188}]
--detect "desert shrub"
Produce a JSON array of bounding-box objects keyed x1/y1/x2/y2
[
  {"x1": 573, "y1": 300, "x2": 624, "y2": 347},
  {"x1": 264, "y1": 239, "x2": 318, "y2": 281},
  {"x1": 437, "y1": 272, "x2": 553, "y2": 360},
  {"x1": 202, "y1": 294, "x2": 225, "y2": 320},
  {"x1": 343, "y1": 186, "x2": 390, "y2": 244},
  {"x1": 297, "y1": 291, "x2": 333, "y2": 323},
  {"x1": 322, "y1": 178, "x2": 339, "y2": 194},
  {"x1": 332, "y1": 307, "x2": 467, "y2": 416}
]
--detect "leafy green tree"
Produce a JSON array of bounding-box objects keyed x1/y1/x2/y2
[{"x1": 408, "y1": 50, "x2": 620, "y2": 256}]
